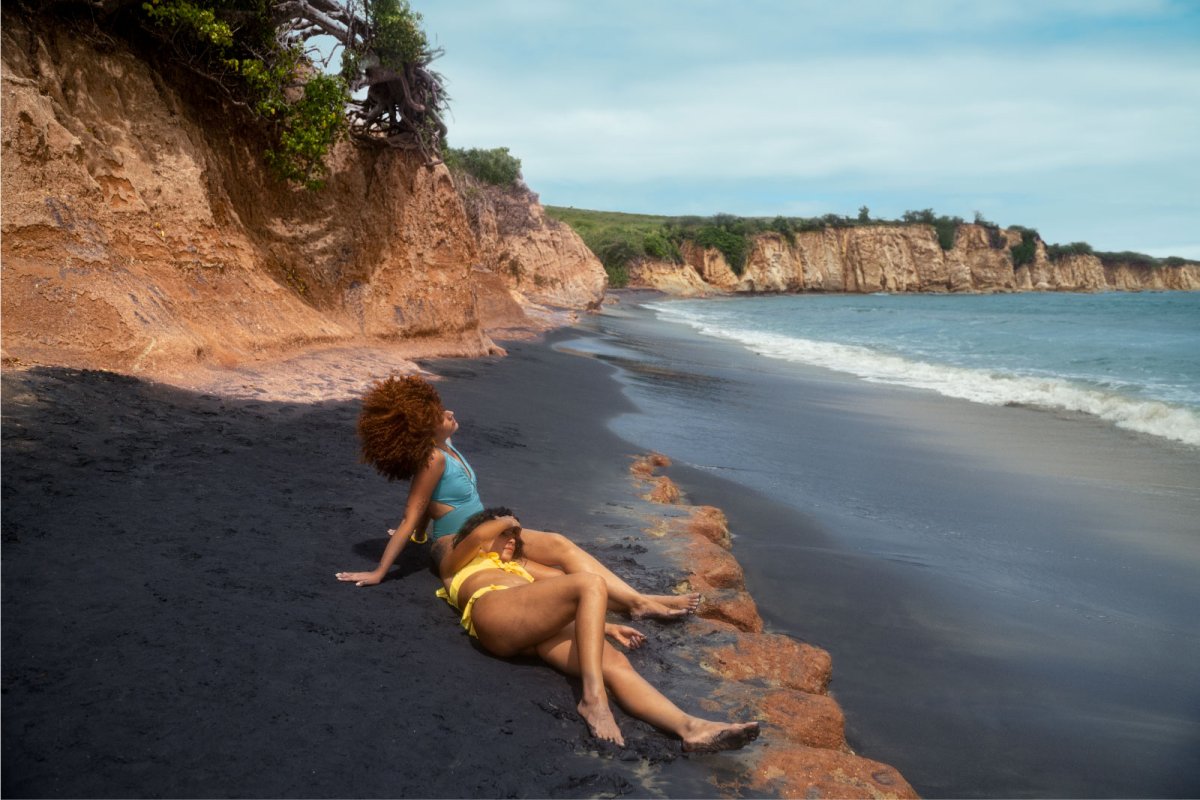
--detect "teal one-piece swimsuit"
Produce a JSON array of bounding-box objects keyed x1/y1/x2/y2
[{"x1": 429, "y1": 441, "x2": 484, "y2": 539}]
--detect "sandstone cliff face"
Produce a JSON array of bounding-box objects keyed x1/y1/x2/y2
[
  {"x1": 457, "y1": 175, "x2": 606, "y2": 318},
  {"x1": 1, "y1": 13, "x2": 603, "y2": 375},
  {"x1": 633, "y1": 223, "x2": 1200, "y2": 296},
  {"x1": 628, "y1": 258, "x2": 715, "y2": 297}
]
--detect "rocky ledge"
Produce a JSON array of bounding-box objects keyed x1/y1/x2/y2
[{"x1": 630, "y1": 453, "x2": 919, "y2": 799}]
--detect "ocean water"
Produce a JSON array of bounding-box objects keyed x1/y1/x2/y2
[
  {"x1": 573, "y1": 294, "x2": 1200, "y2": 797},
  {"x1": 646, "y1": 292, "x2": 1200, "y2": 446}
]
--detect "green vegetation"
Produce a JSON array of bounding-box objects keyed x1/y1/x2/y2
[
  {"x1": 445, "y1": 147, "x2": 523, "y2": 187},
  {"x1": 1094, "y1": 251, "x2": 1161, "y2": 268},
  {"x1": 1044, "y1": 242, "x2": 1094, "y2": 260},
  {"x1": 543, "y1": 208, "x2": 670, "y2": 287},
  {"x1": 364, "y1": 0, "x2": 430, "y2": 69},
  {"x1": 129, "y1": 0, "x2": 442, "y2": 189},
  {"x1": 901, "y1": 209, "x2": 963, "y2": 250},
  {"x1": 1010, "y1": 226, "x2": 1040, "y2": 267},
  {"x1": 139, "y1": 0, "x2": 350, "y2": 189}
]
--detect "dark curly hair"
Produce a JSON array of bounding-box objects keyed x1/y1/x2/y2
[
  {"x1": 455, "y1": 507, "x2": 522, "y2": 558},
  {"x1": 357, "y1": 376, "x2": 444, "y2": 481}
]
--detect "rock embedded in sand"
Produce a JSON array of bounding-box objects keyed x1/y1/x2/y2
[
  {"x1": 645, "y1": 475, "x2": 682, "y2": 504},
  {"x1": 753, "y1": 687, "x2": 847, "y2": 750},
  {"x1": 701, "y1": 630, "x2": 833, "y2": 695},
  {"x1": 629, "y1": 452, "x2": 672, "y2": 479},
  {"x1": 696, "y1": 588, "x2": 764, "y2": 633},
  {"x1": 687, "y1": 505, "x2": 732, "y2": 549},
  {"x1": 631, "y1": 451, "x2": 917, "y2": 798},
  {"x1": 752, "y1": 745, "x2": 919, "y2": 800}
]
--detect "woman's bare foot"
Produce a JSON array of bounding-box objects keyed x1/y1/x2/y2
[
  {"x1": 578, "y1": 695, "x2": 624, "y2": 746},
  {"x1": 680, "y1": 719, "x2": 761, "y2": 753},
  {"x1": 604, "y1": 623, "x2": 647, "y2": 649},
  {"x1": 629, "y1": 593, "x2": 701, "y2": 620}
]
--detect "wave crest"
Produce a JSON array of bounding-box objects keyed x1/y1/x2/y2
[{"x1": 650, "y1": 303, "x2": 1200, "y2": 447}]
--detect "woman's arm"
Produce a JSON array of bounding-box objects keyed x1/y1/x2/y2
[
  {"x1": 441, "y1": 516, "x2": 519, "y2": 578},
  {"x1": 335, "y1": 451, "x2": 445, "y2": 587}
]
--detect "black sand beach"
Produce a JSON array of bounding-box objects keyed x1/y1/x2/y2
[
  {"x1": 1, "y1": 333, "x2": 761, "y2": 798},
  {"x1": 7, "y1": 297, "x2": 1199, "y2": 798},
  {"x1": 575, "y1": 296, "x2": 1200, "y2": 798}
]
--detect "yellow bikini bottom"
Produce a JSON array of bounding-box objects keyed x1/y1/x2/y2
[{"x1": 438, "y1": 583, "x2": 511, "y2": 638}]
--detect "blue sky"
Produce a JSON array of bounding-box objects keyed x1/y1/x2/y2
[{"x1": 411, "y1": 1, "x2": 1199, "y2": 257}]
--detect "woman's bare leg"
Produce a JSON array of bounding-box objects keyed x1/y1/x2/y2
[
  {"x1": 470, "y1": 573, "x2": 623, "y2": 744},
  {"x1": 520, "y1": 529, "x2": 699, "y2": 619},
  {"x1": 537, "y1": 634, "x2": 760, "y2": 752}
]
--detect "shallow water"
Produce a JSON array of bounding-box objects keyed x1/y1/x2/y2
[
  {"x1": 570, "y1": 299, "x2": 1200, "y2": 798},
  {"x1": 647, "y1": 292, "x2": 1200, "y2": 446}
]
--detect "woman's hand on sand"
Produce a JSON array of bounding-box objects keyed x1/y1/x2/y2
[
  {"x1": 335, "y1": 570, "x2": 382, "y2": 587},
  {"x1": 605, "y1": 623, "x2": 647, "y2": 650}
]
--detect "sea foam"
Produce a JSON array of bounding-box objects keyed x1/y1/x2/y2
[{"x1": 649, "y1": 302, "x2": 1200, "y2": 448}]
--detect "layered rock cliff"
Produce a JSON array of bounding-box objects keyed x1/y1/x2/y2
[
  {"x1": 456, "y1": 174, "x2": 606, "y2": 330},
  {"x1": 631, "y1": 224, "x2": 1200, "y2": 296},
  {"x1": 0, "y1": 11, "x2": 605, "y2": 376}
]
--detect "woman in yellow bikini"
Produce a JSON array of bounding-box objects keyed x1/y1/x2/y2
[
  {"x1": 439, "y1": 507, "x2": 760, "y2": 751},
  {"x1": 335, "y1": 376, "x2": 698, "y2": 620}
]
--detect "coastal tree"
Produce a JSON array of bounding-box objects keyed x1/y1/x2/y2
[{"x1": 27, "y1": 0, "x2": 449, "y2": 187}]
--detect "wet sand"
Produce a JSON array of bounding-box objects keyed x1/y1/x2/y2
[{"x1": 1, "y1": 336, "x2": 758, "y2": 798}]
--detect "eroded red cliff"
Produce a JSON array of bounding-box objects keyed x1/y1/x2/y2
[{"x1": 1, "y1": 12, "x2": 605, "y2": 377}]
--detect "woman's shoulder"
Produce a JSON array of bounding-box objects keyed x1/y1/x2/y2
[{"x1": 416, "y1": 447, "x2": 447, "y2": 480}]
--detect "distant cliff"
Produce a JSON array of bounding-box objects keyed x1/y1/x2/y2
[
  {"x1": 0, "y1": 10, "x2": 605, "y2": 375},
  {"x1": 629, "y1": 225, "x2": 1200, "y2": 296}
]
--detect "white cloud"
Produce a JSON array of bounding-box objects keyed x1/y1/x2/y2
[
  {"x1": 421, "y1": 1, "x2": 1199, "y2": 252},
  {"x1": 451, "y1": 49, "x2": 1199, "y2": 185}
]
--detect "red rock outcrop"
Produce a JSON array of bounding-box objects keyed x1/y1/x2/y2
[
  {"x1": 630, "y1": 454, "x2": 919, "y2": 799},
  {"x1": 633, "y1": 224, "x2": 1200, "y2": 296}
]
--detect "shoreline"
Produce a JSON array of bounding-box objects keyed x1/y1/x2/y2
[
  {"x1": 577, "y1": 296, "x2": 1200, "y2": 797},
  {"x1": 0, "y1": 324, "x2": 913, "y2": 797},
  {"x1": 625, "y1": 453, "x2": 916, "y2": 797}
]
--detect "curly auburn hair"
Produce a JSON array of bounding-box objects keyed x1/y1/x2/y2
[{"x1": 357, "y1": 376, "x2": 444, "y2": 481}]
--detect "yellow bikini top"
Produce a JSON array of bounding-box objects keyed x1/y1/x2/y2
[{"x1": 436, "y1": 551, "x2": 535, "y2": 608}]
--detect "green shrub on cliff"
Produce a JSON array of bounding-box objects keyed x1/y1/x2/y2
[
  {"x1": 1095, "y1": 251, "x2": 1161, "y2": 268},
  {"x1": 1010, "y1": 227, "x2": 1040, "y2": 267},
  {"x1": 544, "y1": 207, "x2": 671, "y2": 285},
  {"x1": 138, "y1": 0, "x2": 350, "y2": 189},
  {"x1": 642, "y1": 231, "x2": 680, "y2": 262},
  {"x1": 1045, "y1": 242, "x2": 1094, "y2": 260},
  {"x1": 445, "y1": 147, "x2": 523, "y2": 187},
  {"x1": 902, "y1": 208, "x2": 962, "y2": 250},
  {"x1": 690, "y1": 224, "x2": 750, "y2": 275},
  {"x1": 128, "y1": 0, "x2": 443, "y2": 189}
]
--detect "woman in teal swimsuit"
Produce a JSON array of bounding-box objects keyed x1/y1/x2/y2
[{"x1": 334, "y1": 376, "x2": 699, "y2": 620}]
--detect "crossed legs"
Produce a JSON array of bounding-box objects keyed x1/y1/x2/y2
[
  {"x1": 433, "y1": 529, "x2": 698, "y2": 620},
  {"x1": 510, "y1": 529, "x2": 700, "y2": 619},
  {"x1": 468, "y1": 572, "x2": 759, "y2": 750}
]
